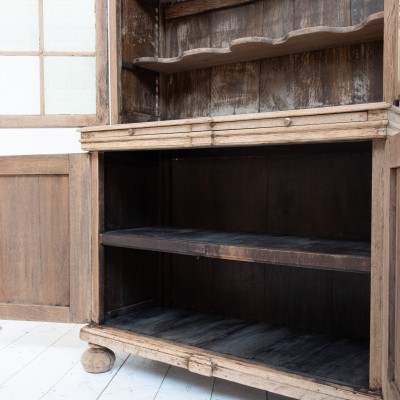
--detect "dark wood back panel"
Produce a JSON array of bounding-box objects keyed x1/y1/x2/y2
[
  {"x1": 170, "y1": 154, "x2": 268, "y2": 232},
  {"x1": 163, "y1": 0, "x2": 383, "y2": 56},
  {"x1": 161, "y1": 254, "x2": 370, "y2": 341},
  {"x1": 168, "y1": 142, "x2": 371, "y2": 240},
  {"x1": 267, "y1": 145, "x2": 372, "y2": 240},
  {"x1": 104, "y1": 152, "x2": 160, "y2": 231},
  {"x1": 165, "y1": 41, "x2": 383, "y2": 118}
]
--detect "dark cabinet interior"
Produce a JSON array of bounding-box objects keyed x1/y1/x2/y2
[{"x1": 100, "y1": 141, "x2": 372, "y2": 389}]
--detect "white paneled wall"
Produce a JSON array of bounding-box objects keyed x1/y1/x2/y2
[{"x1": 0, "y1": 129, "x2": 84, "y2": 155}]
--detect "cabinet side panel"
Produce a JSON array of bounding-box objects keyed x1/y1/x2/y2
[
  {"x1": 120, "y1": 0, "x2": 157, "y2": 122},
  {"x1": 104, "y1": 247, "x2": 159, "y2": 316}
]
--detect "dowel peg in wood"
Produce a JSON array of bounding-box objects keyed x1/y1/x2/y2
[
  {"x1": 284, "y1": 117, "x2": 292, "y2": 126},
  {"x1": 128, "y1": 128, "x2": 135, "y2": 136},
  {"x1": 81, "y1": 343, "x2": 116, "y2": 373}
]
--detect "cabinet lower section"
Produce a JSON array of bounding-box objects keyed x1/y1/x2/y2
[
  {"x1": 80, "y1": 310, "x2": 380, "y2": 400},
  {"x1": 84, "y1": 142, "x2": 379, "y2": 399}
]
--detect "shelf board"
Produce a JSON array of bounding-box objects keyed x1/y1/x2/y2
[
  {"x1": 101, "y1": 227, "x2": 371, "y2": 273},
  {"x1": 81, "y1": 306, "x2": 373, "y2": 397},
  {"x1": 133, "y1": 12, "x2": 383, "y2": 74}
]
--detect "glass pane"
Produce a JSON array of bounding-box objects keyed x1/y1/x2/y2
[
  {"x1": 43, "y1": 0, "x2": 95, "y2": 52},
  {"x1": 0, "y1": 0, "x2": 39, "y2": 51},
  {"x1": 44, "y1": 56, "x2": 96, "y2": 115},
  {"x1": 0, "y1": 56, "x2": 40, "y2": 115}
]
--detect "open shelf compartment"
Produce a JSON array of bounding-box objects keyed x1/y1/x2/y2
[
  {"x1": 91, "y1": 141, "x2": 375, "y2": 399},
  {"x1": 81, "y1": 301, "x2": 378, "y2": 399}
]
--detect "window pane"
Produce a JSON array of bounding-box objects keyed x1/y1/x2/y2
[
  {"x1": 43, "y1": 0, "x2": 95, "y2": 52},
  {"x1": 0, "y1": 0, "x2": 39, "y2": 51},
  {"x1": 44, "y1": 56, "x2": 96, "y2": 115},
  {"x1": 0, "y1": 56, "x2": 40, "y2": 115}
]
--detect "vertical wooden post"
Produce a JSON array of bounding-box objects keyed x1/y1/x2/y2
[
  {"x1": 109, "y1": 0, "x2": 121, "y2": 124},
  {"x1": 91, "y1": 152, "x2": 105, "y2": 324},
  {"x1": 370, "y1": 139, "x2": 386, "y2": 389},
  {"x1": 384, "y1": 0, "x2": 399, "y2": 103}
]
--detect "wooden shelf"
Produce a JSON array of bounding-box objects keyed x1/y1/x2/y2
[
  {"x1": 81, "y1": 306, "x2": 373, "y2": 395},
  {"x1": 101, "y1": 227, "x2": 371, "y2": 273},
  {"x1": 80, "y1": 103, "x2": 388, "y2": 151},
  {"x1": 133, "y1": 12, "x2": 383, "y2": 74}
]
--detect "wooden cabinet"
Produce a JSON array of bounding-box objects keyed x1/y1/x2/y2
[
  {"x1": 79, "y1": 1, "x2": 396, "y2": 399},
  {"x1": 2, "y1": 1, "x2": 400, "y2": 399}
]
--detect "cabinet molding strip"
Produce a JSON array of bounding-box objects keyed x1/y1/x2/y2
[{"x1": 79, "y1": 104, "x2": 388, "y2": 151}]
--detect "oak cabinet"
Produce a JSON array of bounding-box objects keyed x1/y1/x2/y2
[{"x1": 2, "y1": 1, "x2": 400, "y2": 399}]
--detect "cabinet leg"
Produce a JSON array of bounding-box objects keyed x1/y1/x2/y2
[{"x1": 81, "y1": 343, "x2": 116, "y2": 373}]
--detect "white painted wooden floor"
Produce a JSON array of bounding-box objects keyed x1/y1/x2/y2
[{"x1": 0, "y1": 320, "x2": 290, "y2": 400}]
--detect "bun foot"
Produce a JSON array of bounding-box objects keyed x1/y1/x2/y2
[{"x1": 81, "y1": 343, "x2": 116, "y2": 373}]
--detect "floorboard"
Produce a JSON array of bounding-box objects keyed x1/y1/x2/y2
[
  {"x1": 0, "y1": 319, "x2": 41, "y2": 351},
  {"x1": 0, "y1": 320, "x2": 271, "y2": 400},
  {"x1": 0, "y1": 322, "x2": 75, "y2": 385},
  {"x1": 154, "y1": 366, "x2": 214, "y2": 400}
]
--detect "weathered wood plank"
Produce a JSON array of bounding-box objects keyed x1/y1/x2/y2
[
  {"x1": 69, "y1": 154, "x2": 92, "y2": 323},
  {"x1": 263, "y1": 0, "x2": 294, "y2": 39},
  {"x1": 211, "y1": 1, "x2": 263, "y2": 48},
  {"x1": 351, "y1": 0, "x2": 384, "y2": 25},
  {"x1": 101, "y1": 227, "x2": 371, "y2": 272},
  {"x1": 165, "y1": 69, "x2": 211, "y2": 119},
  {"x1": 351, "y1": 41, "x2": 383, "y2": 104},
  {"x1": 121, "y1": 0, "x2": 157, "y2": 122},
  {"x1": 293, "y1": 0, "x2": 351, "y2": 29},
  {"x1": 165, "y1": 0, "x2": 256, "y2": 20},
  {"x1": 211, "y1": 62, "x2": 260, "y2": 116},
  {"x1": 165, "y1": 14, "x2": 211, "y2": 57},
  {"x1": 0, "y1": 174, "x2": 70, "y2": 307},
  {"x1": 369, "y1": 140, "x2": 385, "y2": 389},
  {"x1": 260, "y1": 55, "x2": 295, "y2": 111},
  {"x1": 0, "y1": 155, "x2": 69, "y2": 175},
  {"x1": 0, "y1": 305, "x2": 70, "y2": 322}
]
